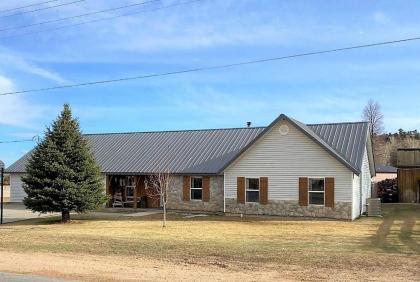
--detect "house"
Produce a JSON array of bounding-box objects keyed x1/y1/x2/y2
[
  {"x1": 373, "y1": 165, "x2": 397, "y2": 183},
  {"x1": 397, "y1": 148, "x2": 420, "y2": 203},
  {"x1": 5, "y1": 114, "x2": 375, "y2": 220},
  {"x1": 372, "y1": 165, "x2": 397, "y2": 197}
]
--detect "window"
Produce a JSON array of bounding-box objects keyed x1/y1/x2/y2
[
  {"x1": 309, "y1": 178, "x2": 325, "y2": 205},
  {"x1": 246, "y1": 178, "x2": 259, "y2": 203},
  {"x1": 125, "y1": 176, "x2": 136, "y2": 198},
  {"x1": 2, "y1": 175, "x2": 10, "y2": 186},
  {"x1": 190, "y1": 177, "x2": 203, "y2": 200},
  {"x1": 126, "y1": 176, "x2": 136, "y2": 187}
]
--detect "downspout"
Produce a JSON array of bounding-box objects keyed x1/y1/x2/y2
[
  {"x1": 359, "y1": 172, "x2": 363, "y2": 216},
  {"x1": 223, "y1": 172, "x2": 226, "y2": 213}
]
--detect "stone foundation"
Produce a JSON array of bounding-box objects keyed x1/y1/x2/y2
[
  {"x1": 167, "y1": 176, "x2": 224, "y2": 212},
  {"x1": 225, "y1": 198, "x2": 352, "y2": 219}
]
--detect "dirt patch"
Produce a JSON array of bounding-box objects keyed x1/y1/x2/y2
[{"x1": 0, "y1": 251, "x2": 418, "y2": 282}]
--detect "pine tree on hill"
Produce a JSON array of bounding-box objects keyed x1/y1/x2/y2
[{"x1": 22, "y1": 104, "x2": 106, "y2": 222}]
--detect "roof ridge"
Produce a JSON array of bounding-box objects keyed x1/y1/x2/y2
[
  {"x1": 82, "y1": 121, "x2": 367, "y2": 136},
  {"x1": 83, "y1": 126, "x2": 266, "y2": 136},
  {"x1": 307, "y1": 121, "x2": 368, "y2": 126}
]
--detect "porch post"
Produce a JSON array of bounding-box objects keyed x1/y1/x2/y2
[
  {"x1": 133, "y1": 176, "x2": 138, "y2": 209},
  {"x1": 106, "y1": 175, "x2": 111, "y2": 208}
]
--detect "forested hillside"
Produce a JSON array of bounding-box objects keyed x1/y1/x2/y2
[{"x1": 373, "y1": 130, "x2": 420, "y2": 166}]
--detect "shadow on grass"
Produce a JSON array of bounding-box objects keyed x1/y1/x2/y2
[
  {"x1": 370, "y1": 204, "x2": 420, "y2": 254},
  {"x1": 5, "y1": 209, "x2": 350, "y2": 227},
  {"x1": 399, "y1": 216, "x2": 420, "y2": 253}
]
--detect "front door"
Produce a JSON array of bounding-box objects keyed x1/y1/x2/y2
[{"x1": 138, "y1": 176, "x2": 160, "y2": 208}]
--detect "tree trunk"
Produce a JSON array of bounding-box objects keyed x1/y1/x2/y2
[
  {"x1": 62, "y1": 210, "x2": 70, "y2": 223},
  {"x1": 162, "y1": 201, "x2": 166, "y2": 228}
]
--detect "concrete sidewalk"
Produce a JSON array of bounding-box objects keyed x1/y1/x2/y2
[{"x1": 124, "y1": 210, "x2": 162, "y2": 217}]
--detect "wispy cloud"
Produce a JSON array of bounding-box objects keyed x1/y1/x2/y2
[
  {"x1": 0, "y1": 48, "x2": 68, "y2": 83},
  {"x1": 161, "y1": 85, "x2": 369, "y2": 128},
  {"x1": 372, "y1": 11, "x2": 390, "y2": 25},
  {"x1": 0, "y1": 75, "x2": 51, "y2": 129},
  {"x1": 5, "y1": 0, "x2": 419, "y2": 65}
]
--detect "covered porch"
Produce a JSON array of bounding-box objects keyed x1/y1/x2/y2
[{"x1": 106, "y1": 175, "x2": 160, "y2": 208}]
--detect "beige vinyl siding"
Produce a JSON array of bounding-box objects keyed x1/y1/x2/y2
[
  {"x1": 360, "y1": 149, "x2": 372, "y2": 212},
  {"x1": 9, "y1": 173, "x2": 107, "y2": 203},
  {"x1": 352, "y1": 146, "x2": 371, "y2": 219},
  {"x1": 225, "y1": 119, "x2": 353, "y2": 202},
  {"x1": 10, "y1": 173, "x2": 26, "y2": 202},
  {"x1": 352, "y1": 173, "x2": 361, "y2": 219}
]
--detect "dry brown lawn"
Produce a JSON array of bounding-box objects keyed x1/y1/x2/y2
[{"x1": 0, "y1": 204, "x2": 419, "y2": 281}]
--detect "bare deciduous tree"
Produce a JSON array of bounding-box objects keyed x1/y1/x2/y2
[
  {"x1": 144, "y1": 172, "x2": 172, "y2": 227},
  {"x1": 362, "y1": 99, "x2": 384, "y2": 137}
]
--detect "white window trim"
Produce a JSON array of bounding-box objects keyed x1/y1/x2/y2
[
  {"x1": 190, "y1": 176, "x2": 203, "y2": 201},
  {"x1": 308, "y1": 177, "x2": 325, "y2": 206},
  {"x1": 245, "y1": 177, "x2": 260, "y2": 203}
]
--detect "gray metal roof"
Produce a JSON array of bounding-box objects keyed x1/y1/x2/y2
[
  {"x1": 307, "y1": 121, "x2": 369, "y2": 174},
  {"x1": 376, "y1": 165, "x2": 397, "y2": 173},
  {"x1": 6, "y1": 114, "x2": 370, "y2": 175},
  {"x1": 6, "y1": 127, "x2": 265, "y2": 174}
]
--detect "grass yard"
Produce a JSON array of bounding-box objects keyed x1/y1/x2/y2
[{"x1": 0, "y1": 204, "x2": 419, "y2": 281}]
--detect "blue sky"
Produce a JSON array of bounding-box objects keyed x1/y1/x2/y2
[{"x1": 1, "y1": 0, "x2": 420, "y2": 166}]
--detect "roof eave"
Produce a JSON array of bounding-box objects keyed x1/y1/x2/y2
[{"x1": 363, "y1": 125, "x2": 376, "y2": 177}]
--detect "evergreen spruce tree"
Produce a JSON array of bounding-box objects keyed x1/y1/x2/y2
[{"x1": 22, "y1": 104, "x2": 106, "y2": 222}]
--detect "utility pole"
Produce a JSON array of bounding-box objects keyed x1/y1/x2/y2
[{"x1": 0, "y1": 160, "x2": 5, "y2": 225}]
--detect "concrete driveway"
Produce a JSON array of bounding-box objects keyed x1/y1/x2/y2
[
  {"x1": 2, "y1": 203, "x2": 56, "y2": 224},
  {"x1": 0, "y1": 272, "x2": 73, "y2": 282}
]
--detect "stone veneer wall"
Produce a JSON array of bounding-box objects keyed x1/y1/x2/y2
[
  {"x1": 167, "y1": 175, "x2": 224, "y2": 212},
  {"x1": 166, "y1": 175, "x2": 352, "y2": 219},
  {"x1": 225, "y1": 199, "x2": 352, "y2": 219}
]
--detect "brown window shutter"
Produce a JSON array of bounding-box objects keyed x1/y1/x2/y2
[
  {"x1": 325, "y1": 177, "x2": 335, "y2": 208},
  {"x1": 202, "y1": 176, "x2": 210, "y2": 202},
  {"x1": 299, "y1": 177, "x2": 308, "y2": 206},
  {"x1": 259, "y1": 177, "x2": 268, "y2": 204},
  {"x1": 237, "y1": 177, "x2": 245, "y2": 204},
  {"x1": 183, "y1": 176, "x2": 190, "y2": 201}
]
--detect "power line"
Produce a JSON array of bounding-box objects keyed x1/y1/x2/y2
[
  {"x1": 0, "y1": 0, "x2": 86, "y2": 19},
  {"x1": 0, "y1": 0, "x2": 61, "y2": 13},
  {"x1": 0, "y1": 0, "x2": 160, "y2": 32},
  {"x1": 0, "y1": 138, "x2": 37, "y2": 144},
  {"x1": 0, "y1": 0, "x2": 203, "y2": 40},
  {"x1": 0, "y1": 36, "x2": 419, "y2": 97}
]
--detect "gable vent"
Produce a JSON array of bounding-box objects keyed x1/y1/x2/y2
[{"x1": 279, "y1": 124, "x2": 289, "y2": 135}]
